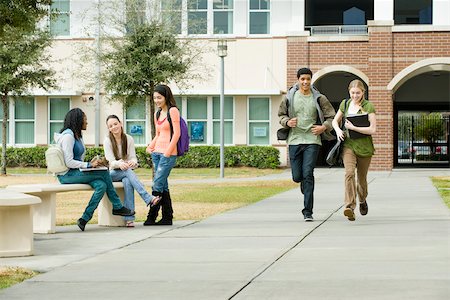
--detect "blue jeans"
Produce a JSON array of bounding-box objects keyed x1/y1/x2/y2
[
  {"x1": 57, "y1": 169, "x2": 124, "y2": 222},
  {"x1": 151, "y1": 153, "x2": 177, "y2": 193},
  {"x1": 110, "y1": 169, "x2": 153, "y2": 221},
  {"x1": 288, "y1": 144, "x2": 320, "y2": 218}
]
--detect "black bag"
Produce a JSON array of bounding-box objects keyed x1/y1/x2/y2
[
  {"x1": 326, "y1": 99, "x2": 350, "y2": 166},
  {"x1": 326, "y1": 139, "x2": 343, "y2": 166},
  {"x1": 277, "y1": 127, "x2": 290, "y2": 141}
]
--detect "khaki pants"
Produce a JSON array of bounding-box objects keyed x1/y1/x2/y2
[{"x1": 342, "y1": 147, "x2": 372, "y2": 210}]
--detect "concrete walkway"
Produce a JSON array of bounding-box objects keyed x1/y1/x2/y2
[{"x1": 1, "y1": 168, "x2": 449, "y2": 299}]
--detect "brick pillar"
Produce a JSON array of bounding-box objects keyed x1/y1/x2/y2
[
  {"x1": 367, "y1": 20, "x2": 394, "y2": 171},
  {"x1": 287, "y1": 36, "x2": 309, "y2": 86}
]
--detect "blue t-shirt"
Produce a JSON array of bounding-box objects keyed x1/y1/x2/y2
[{"x1": 73, "y1": 139, "x2": 85, "y2": 161}]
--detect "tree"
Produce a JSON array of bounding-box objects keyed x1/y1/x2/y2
[
  {"x1": 0, "y1": 0, "x2": 52, "y2": 37},
  {"x1": 98, "y1": 0, "x2": 206, "y2": 139},
  {"x1": 415, "y1": 112, "x2": 446, "y2": 155},
  {"x1": 0, "y1": 26, "x2": 56, "y2": 175}
]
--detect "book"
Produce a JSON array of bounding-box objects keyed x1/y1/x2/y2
[
  {"x1": 79, "y1": 166, "x2": 108, "y2": 172},
  {"x1": 347, "y1": 114, "x2": 370, "y2": 139}
]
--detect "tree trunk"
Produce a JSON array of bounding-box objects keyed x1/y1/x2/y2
[
  {"x1": 148, "y1": 82, "x2": 155, "y2": 179},
  {"x1": 1, "y1": 93, "x2": 8, "y2": 175}
]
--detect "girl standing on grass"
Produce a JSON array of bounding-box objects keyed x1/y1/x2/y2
[
  {"x1": 55, "y1": 108, "x2": 134, "y2": 231},
  {"x1": 332, "y1": 79, "x2": 377, "y2": 221},
  {"x1": 144, "y1": 84, "x2": 181, "y2": 226},
  {"x1": 104, "y1": 115, "x2": 161, "y2": 228}
]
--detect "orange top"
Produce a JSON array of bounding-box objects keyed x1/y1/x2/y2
[{"x1": 149, "y1": 107, "x2": 181, "y2": 157}]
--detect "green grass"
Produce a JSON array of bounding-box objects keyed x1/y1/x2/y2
[
  {"x1": 431, "y1": 176, "x2": 450, "y2": 209},
  {"x1": 6, "y1": 167, "x2": 286, "y2": 179},
  {"x1": 0, "y1": 267, "x2": 37, "y2": 290}
]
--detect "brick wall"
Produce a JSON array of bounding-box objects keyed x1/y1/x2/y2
[{"x1": 286, "y1": 27, "x2": 450, "y2": 171}]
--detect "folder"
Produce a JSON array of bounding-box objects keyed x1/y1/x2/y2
[{"x1": 347, "y1": 114, "x2": 370, "y2": 139}]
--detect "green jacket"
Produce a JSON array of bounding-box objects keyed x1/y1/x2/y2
[{"x1": 278, "y1": 84, "x2": 336, "y2": 141}]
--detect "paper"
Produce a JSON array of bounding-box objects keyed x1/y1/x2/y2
[
  {"x1": 347, "y1": 114, "x2": 370, "y2": 139},
  {"x1": 79, "y1": 166, "x2": 108, "y2": 172}
]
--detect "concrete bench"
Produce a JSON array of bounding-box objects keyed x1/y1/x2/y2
[
  {"x1": 0, "y1": 191, "x2": 41, "y2": 257},
  {"x1": 6, "y1": 182, "x2": 126, "y2": 233}
]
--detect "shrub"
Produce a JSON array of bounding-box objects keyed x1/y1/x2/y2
[{"x1": 1, "y1": 145, "x2": 280, "y2": 169}]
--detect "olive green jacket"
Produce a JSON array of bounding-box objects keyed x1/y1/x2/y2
[{"x1": 278, "y1": 84, "x2": 336, "y2": 141}]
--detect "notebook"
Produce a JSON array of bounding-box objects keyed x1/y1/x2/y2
[
  {"x1": 347, "y1": 114, "x2": 370, "y2": 139},
  {"x1": 79, "y1": 166, "x2": 108, "y2": 172}
]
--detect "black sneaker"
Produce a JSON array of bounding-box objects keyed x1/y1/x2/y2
[
  {"x1": 304, "y1": 215, "x2": 313, "y2": 222},
  {"x1": 155, "y1": 218, "x2": 173, "y2": 225},
  {"x1": 77, "y1": 218, "x2": 87, "y2": 231},
  {"x1": 359, "y1": 201, "x2": 368, "y2": 216},
  {"x1": 112, "y1": 206, "x2": 135, "y2": 216}
]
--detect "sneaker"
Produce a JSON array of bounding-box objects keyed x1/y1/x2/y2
[
  {"x1": 155, "y1": 218, "x2": 173, "y2": 225},
  {"x1": 304, "y1": 216, "x2": 314, "y2": 222},
  {"x1": 344, "y1": 207, "x2": 355, "y2": 221},
  {"x1": 77, "y1": 218, "x2": 87, "y2": 231},
  {"x1": 112, "y1": 206, "x2": 135, "y2": 216},
  {"x1": 359, "y1": 201, "x2": 368, "y2": 216}
]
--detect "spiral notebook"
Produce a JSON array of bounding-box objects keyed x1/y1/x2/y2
[{"x1": 347, "y1": 114, "x2": 370, "y2": 139}]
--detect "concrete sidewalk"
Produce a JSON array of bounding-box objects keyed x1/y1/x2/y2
[{"x1": 1, "y1": 168, "x2": 449, "y2": 299}]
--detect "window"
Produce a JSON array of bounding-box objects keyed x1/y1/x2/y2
[
  {"x1": 14, "y1": 97, "x2": 35, "y2": 144},
  {"x1": 188, "y1": 0, "x2": 208, "y2": 34},
  {"x1": 248, "y1": 97, "x2": 270, "y2": 145},
  {"x1": 0, "y1": 101, "x2": 9, "y2": 145},
  {"x1": 49, "y1": 98, "x2": 70, "y2": 144},
  {"x1": 125, "y1": 102, "x2": 146, "y2": 145},
  {"x1": 50, "y1": 0, "x2": 70, "y2": 36},
  {"x1": 161, "y1": 0, "x2": 182, "y2": 34},
  {"x1": 213, "y1": 0, "x2": 233, "y2": 34},
  {"x1": 249, "y1": 0, "x2": 270, "y2": 34},
  {"x1": 187, "y1": 96, "x2": 208, "y2": 144},
  {"x1": 126, "y1": 0, "x2": 146, "y2": 34},
  {"x1": 213, "y1": 96, "x2": 233, "y2": 144},
  {"x1": 394, "y1": 0, "x2": 432, "y2": 24}
]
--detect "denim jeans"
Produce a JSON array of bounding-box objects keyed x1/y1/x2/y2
[
  {"x1": 110, "y1": 169, "x2": 153, "y2": 221},
  {"x1": 151, "y1": 152, "x2": 177, "y2": 193},
  {"x1": 288, "y1": 144, "x2": 320, "y2": 218},
  {"x1": 57, "y1": 169, "x2": 124, "y2": 222}
]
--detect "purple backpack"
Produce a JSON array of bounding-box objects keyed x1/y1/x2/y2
[{"x1": 159, "y1": 108, "x2": 190, "y2": 156}]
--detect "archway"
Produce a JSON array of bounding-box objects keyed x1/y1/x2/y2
[{"x1": 389, "y1": 59, "x2": 450, "y2": 168}]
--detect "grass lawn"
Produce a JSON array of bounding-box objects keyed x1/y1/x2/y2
[
  {"x1": 0, "y1": 267, "x2": 37, "y2": 290},
  {"x1": 431, "y1": 176, "x2": 450, "y2": 209}
]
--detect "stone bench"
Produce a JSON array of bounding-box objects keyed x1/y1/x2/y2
[
  {"x1": 5, "y1": 182, "x2": 126, "y2": 233},
  {"x1": 0, "y1": 191, "x2": 41, "y2": 257}
]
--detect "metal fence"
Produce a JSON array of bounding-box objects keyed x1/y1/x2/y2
[
  {"x1": 397, "y1": 114, "x2": 449, "y2": 166},
  {"x1": 309, "y1": 25, "x2": 368, "y2": 36}
]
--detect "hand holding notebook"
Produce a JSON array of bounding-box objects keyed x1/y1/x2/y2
[{"x1": 346, "y1": 114, "x2": 370, "y2": 139}]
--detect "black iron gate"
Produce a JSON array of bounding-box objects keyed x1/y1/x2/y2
[{"x1": 397, "y1": 113, "x2": 450, "y2": 167}]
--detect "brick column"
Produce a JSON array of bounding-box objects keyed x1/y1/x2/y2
[{"x1": 367, "y1": 20, "x2": 394, "y2": 170}]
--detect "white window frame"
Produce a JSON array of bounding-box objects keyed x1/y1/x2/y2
[
  {"x1": 12, "y1": 97, "x2": 36, "y2": 146},
  {"x1": 187, "y1": 0, "x2": 208, "y2": 35},
  {"x1": 48, "y1": 97, "x2": 71, "y2": 144},
  {"x1": 213, "y1": 0, "x2": 234, "y2": 34},
  {"x1": 212, "y1": 95, "x2": 235, "y2": 145},
  {"x1": 247, "y1": 96, "x2": 271, "y2": 145},
  {"x1": 125, "y1": 101, "x2": 148, "y2": 146},
  {"x1": 50, "y1": 0, "x2": 71, "y2": 37},
  {"x1": 248, "y1": 0, "x2": 270, "y2": 35}
]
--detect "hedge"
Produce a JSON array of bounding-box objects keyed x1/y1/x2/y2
[{"x1": 1, "y1": 145, "x2": 280, "y2": 169}]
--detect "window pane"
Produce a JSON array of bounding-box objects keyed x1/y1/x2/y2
[
  {"x1": 49, "y1": 122, "x2": 63, "y2": 143},
  {"x1": 162, "y1": 0, "x2": 182, "y2": 10},
  {"x1": 174, "y1": 96, "x2": 182, "y2": 114},
  {"x1": 52, "y1": 0, "x2": 70, "y2": 11},
  {"x1": 50, "y1": 98, "x2": 70, "y2": 120},
  {"x1": 188, "y1": 121, "x2": 207, "y2": 144},
  {"x1": 250, "y1": 0, "x2": 259, "y2": 9},
  {"x1": 249, "y1": 122, "x2": 269, "y2": 145},
  {"x1": 213, "y1": 0, "x2": 233, "y2": 9},
  {"x1": 249, "y1": 98, "x2": 269, "y2": 120},
  {"x1": 15, "y1": 98, "x2": 34, "y2": 119},
  {"x1": 213, "y1": 96, "x2": 233, "y2": 119},
  {"x1": 394, "y1": 0, "x2": 432, "y2": 24},
  {"x1": 187, "y1": 97, "x2": 207, "y2": 119},
  {"x1": 126, "y1": 121, "x2": 146, "y2": 144},
  {"x1": 162, "y1": 10, "x2": 182, "y2": 34},
  {"x1": 126, "y1": 102, "x2": 146, "y2": 119},
  {"x1": 261, "y1": 0, "x2": 269, "y2": 10},
  {"x1": 188, "y1": 11, "x2": 207, "y2": 34},
  {"x1": 214, "y1": 11, "x2": 233, "y2": 34},
  {"x1": 250, "y1": 12, "x2": 269, "y2": 34},
  {"x1": 213, "y1": 121, "x2": 233, "y2": 144},
  {"x1": 15, "y1": 122, "x2": 34, "y2": 144}
]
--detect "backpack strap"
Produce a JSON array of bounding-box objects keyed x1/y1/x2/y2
[
  {"x1": 341, "y1": 99, "x2": 350, "y2": 130},
  {"x1": 167, "y1": 108, "x2": 174, "y2": 141}
]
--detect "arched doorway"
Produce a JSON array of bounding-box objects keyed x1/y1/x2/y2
[
  {"x1": 389, "y1": 59, "x2": 450, "y2": 168},
  {"x1": 313, "y1": 68, "x2": 369, "y2": 166}
]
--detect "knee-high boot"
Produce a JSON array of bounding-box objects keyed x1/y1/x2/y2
[
  {"x1": 156, "y1": 190, "x2": 173, "y2": 225},
  {"x1": 144, "y1": 191, "x2": 162, "y2": 226}
]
